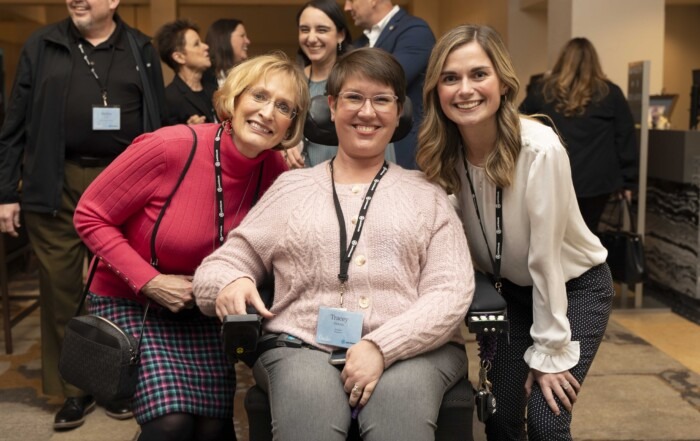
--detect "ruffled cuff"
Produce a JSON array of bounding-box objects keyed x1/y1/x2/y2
[{"x1": 523, "y1": 341, "x2": 580, "y2": 373}]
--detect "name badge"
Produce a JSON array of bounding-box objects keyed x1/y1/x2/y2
[
  {"x1": 92, "y1": 105, "x2": 121, "y2": 130},
  {"x1": 316, "y1": 307, "x2": 363, "y2": 348}
]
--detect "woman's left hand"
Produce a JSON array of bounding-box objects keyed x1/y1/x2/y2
[
  {"x1": 340, "y1": 340, "x2": 385, "y2": 408},
  {"x1": 525, "y1": 368, "x2": 580, "y2": 415}
]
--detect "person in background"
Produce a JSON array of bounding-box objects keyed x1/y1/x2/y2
[
  {"x1": 205, "y1": 18, "x2": 251, "y2": 88},
  {"x1": 519, "y1": 37, "x2": 637, "y2": 233},
  {"x1": 284, "y1": 0, "x2": 353, "y2": 169},
  {"x1": 193, "y1": 48, "x2": 473, "y2": 441},
  {"x1": 74, "y1": 53, "x2": 308, "y2": 441},
  {"x1": 155, "y1": 19, "x2": 218, "y2": 125},
  {"x1": 0, "y1": 0, "x2": 165, "y2": 429},
  {"x1": 344, "y1": 0, "x2": 434, "y2": 170},
  {"x1": 417, "y1": 24, "x2": 614, "y2": 440}
]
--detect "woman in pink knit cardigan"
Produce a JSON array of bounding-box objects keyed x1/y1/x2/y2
[{"x1": 193, "y1": 48, "x2": 475, "y2": 441}]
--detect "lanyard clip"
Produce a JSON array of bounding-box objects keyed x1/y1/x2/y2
[{"x1": 101, "y1": 91, "x2": 108, "y2": 106}]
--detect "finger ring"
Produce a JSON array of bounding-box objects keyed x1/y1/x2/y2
[
  {"x1": 562, "y1": 381, "x2": 570, "y2": 390},
  {"x1": 351, "y1": 384, "x2": 361, "y2": 395}
]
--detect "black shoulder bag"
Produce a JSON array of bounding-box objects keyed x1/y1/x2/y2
[{"x1": 59, "y1": 125, "x2": 198, "y2": 402}]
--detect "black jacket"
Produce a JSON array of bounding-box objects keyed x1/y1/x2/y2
[
  {"x1": 0, "y1": 15, "x2": 166, "y2": 213},
  {"x1": 520, "y1": 80, "x2": 638, "y2": 197},
  {"x1": 164, "y1": 74, "x2": 218, "y2": 125}
]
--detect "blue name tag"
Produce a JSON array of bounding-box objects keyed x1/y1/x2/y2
[
  {"x1": 92, "y1": 106, "x2": 121, "y2": 130},
  {"x1": 316, "y1": 307, "x2": 364, "y2": 348}
]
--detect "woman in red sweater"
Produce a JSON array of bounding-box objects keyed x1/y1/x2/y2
[{"x1": 74, "y1": 52, "x2": 308, "y2": 441}]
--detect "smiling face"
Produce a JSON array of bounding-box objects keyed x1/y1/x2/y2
[
  {"x1": 329, "y1": 75, "x2": 400, "y2": 162},
  {"x1": 298, "y1": 6, "x2": 344, "y2": 67},
  {"x1": 230, "y1": 24, "x2": 250, "y2": 63},
  {"x1": 175, "y1": 29, "x2": 211, "y2": 72},
  {"x1": 231, "y1": 72, "x2": 297, "y2": 158},
  {"x1": 437, "y1": 42, "x2": 507, "y2": 138},
  {"x1": 66, "y1": 0, "x2": 119, "y2": 35}
]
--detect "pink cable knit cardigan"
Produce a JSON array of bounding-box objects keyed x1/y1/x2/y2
[{"x1": 193, "y1": 163, "x2": 474, "y2": 367}]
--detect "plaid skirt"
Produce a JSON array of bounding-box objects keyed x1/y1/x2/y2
[{"x1": 88, "y1": 294, "x2": 235, "y2": 424}]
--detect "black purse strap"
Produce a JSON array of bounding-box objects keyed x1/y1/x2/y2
[{"x1": 75, "y1": 125, "x2": 199, "y2": 353}]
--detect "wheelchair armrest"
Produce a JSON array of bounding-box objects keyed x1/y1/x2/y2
[
  {"x1": 221, "y1": 274, "x2": 275, "y2": 364},
  {"x1": 222, "y1": 315, "x2": 262, "y2": 363}
]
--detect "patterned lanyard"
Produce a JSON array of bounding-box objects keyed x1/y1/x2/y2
[
  {"x1": 329, "y1": 158, "x2": 388, "y2": 306},
  {"x1": 462, "y1": 155, "x2": 503, "y2": 292},
  {"x1": 77, "y1": 42, "x2": 116, "y2": 106},
  {"x1": 213, "y1": 124, "x2": 263, "y2": 247}
]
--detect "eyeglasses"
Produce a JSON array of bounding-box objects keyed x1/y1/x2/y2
[
  {"x1": 337, "y1": 92, "x2": 399, "y2": 113},
  {"x1": 246, "y1": 88, "x2": 298, "y2": 119}
]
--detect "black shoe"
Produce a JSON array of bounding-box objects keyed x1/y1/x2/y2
[
  {"x1": 104, "y1": 399, "x2": 134, "y2": 420},
  {"x1": 53, "y1": 396, "x2": 96, "y2": 430}
]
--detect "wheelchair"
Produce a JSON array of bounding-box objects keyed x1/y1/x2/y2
[{"x1": 224, "y1": 95, "x2": 509, "y2": 441}]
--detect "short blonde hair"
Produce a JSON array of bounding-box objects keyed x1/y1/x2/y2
[
  {"x1": 214, "y1": 52, "x2": 309, "y2": 150},
  {"x1": 417, "y1": 24, "x2": 521, "y2": 193}
]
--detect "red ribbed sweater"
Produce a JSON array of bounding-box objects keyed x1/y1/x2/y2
[{"x1": 74, "y1": 123, "x2": 287, "y2": 303}]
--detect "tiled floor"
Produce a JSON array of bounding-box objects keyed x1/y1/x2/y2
[{"x1": 2, "y1": 279, "x2": 700, "y2": 440}]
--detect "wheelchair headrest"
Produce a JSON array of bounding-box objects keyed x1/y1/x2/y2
[{"x1": 303, "y1": 95, "x2": 413, "y2": 146}]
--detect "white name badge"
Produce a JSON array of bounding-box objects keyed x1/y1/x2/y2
[
  {"x1": 316, "y1": 307, "x2": 364, "y2": 348},
  {"x1": 92, "y1": 106, "x2": 121, "y2": 130}
]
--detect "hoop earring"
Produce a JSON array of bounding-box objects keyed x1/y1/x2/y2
[{"x1": 222, "y1": 119, "x2": 233, "y2": 134}]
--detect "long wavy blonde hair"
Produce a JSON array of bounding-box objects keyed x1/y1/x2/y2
[
  {"x1": 541, "y1": 37, "x2": 609, "y2": 117},
  {"x1": 416, "y1": 24, "x2": 521, "y2": 194}
]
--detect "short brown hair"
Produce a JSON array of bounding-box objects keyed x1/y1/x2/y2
[
  {"x1": 155, "y1": 19, "x2": 199, "y2": 73},
  {"x1": 326, "y1": 47, "x2": 406, "y2": 105}
]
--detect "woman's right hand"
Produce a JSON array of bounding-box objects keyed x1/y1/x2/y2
[
  {"x1": 142, "y1": 274, "x2": 195, "y2": 313},
  {"x1": 214, "y1": 277, "x2": 274, "y2": 321},
  {"x1": 283, "y1": 143, "x2": 305, "y2": 169}
]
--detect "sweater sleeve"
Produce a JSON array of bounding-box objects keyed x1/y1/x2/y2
[
  {"x1": 74, "y1": 132, "x2": 169, "y2": 293},
  {"x1": 193, "y1": 172, "x2": 297, "y2": 316},
  {"x1": 362, "y1": 188, "x2": 474, "y2": 367},
  {"x1": 523, "y1": 138, "x2": 580, "y2": 372}
]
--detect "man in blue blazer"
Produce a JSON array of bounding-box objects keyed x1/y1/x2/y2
[{"x1": 345, "y1": 0, "x2": 435, "y2": 170}]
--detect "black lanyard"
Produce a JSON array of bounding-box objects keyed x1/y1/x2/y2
[
  {"x1": 462, "y1": 155, "x2": 503, "y2": 292},
  {"x1": 329, "y1": 158, "x2": 388, "y2": 306},
  {"x1": 77, "y1": 42, "x2": 116, "y2": 106},
  {"x1": 213, "y1": 124, "x2": 264, "y2": 247}
]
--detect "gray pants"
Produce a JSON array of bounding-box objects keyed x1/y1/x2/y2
[{"x1": 253, "y1": 343, "x2": 467, "y2": 441}]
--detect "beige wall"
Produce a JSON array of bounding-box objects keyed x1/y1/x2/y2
[
  {"x1": 437, "y1": 0, "x2": 508, "y2": 39},
  {"x1": 664, "y1": 5, "x2": 700, "y2": 130},
  {"x1": 571, "y1": 0, "x2": 665, "y2": 97},
  {"x1": 508, "y1": 0, "x2": 547, "y2": 104}
]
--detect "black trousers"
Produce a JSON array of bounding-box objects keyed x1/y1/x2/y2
[{"x1": 483, "y1": 264, "x2": 614, "y2": 441}]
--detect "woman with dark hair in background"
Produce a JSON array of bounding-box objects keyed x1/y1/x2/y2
[
  {"x1": 205, "y1": 18, "x2": 251, "y2": 88},
  {"x1": 155, "y1": 20, "x2": 217, "y2": 125},
  {"x1": 418, "y1": 25, "x2": 614, "y2": 440},
  {"x1": 284, "y1": 0, "x2": 356, "y2": 169},
  {"x1": 520, "y1": 37, "x2": 637, "y2": 233}
]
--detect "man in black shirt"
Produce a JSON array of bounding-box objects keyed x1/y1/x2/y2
[{"x1": 0, "y1": 0, "x2": 165, "y2": 430}]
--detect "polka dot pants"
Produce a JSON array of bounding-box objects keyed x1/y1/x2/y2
[{"x1": 483, "y1": 263, "x2": 614, "y2": 441}]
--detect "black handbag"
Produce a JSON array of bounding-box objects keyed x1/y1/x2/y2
[
  {"x1": 58, "y1": 125, "x2": 198, "y2": 402},
  {"x1": 599, "y1": 198, "x2": 645, "y2": 284}
]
